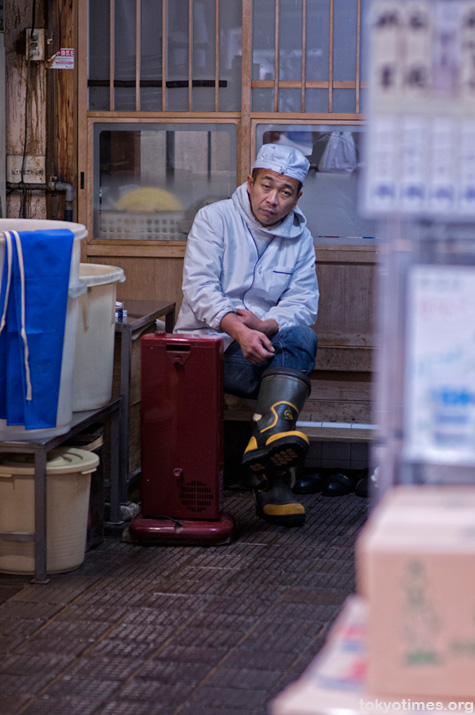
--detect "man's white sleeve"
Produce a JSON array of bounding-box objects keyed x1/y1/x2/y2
[{"x1": 181, "y1": 207, "x2": 235, "y2": 331}]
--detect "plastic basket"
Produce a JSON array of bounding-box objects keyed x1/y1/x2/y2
[{"x1": 99, "y1": 211, "x2": 186, "y2": 241}]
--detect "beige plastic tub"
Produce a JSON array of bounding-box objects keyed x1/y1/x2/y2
[{"x1": 0, "y1": 447, "x2": 99, "y2": 574}]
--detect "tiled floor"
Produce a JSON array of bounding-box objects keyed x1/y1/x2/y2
[{"x1": 0, "y1": 487, "x2": 368, "y2": 715}]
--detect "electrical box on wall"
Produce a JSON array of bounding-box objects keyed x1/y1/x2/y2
[
  {"x1": 25, "y1": 28, "x2": 45, "y2": 62},
  {"x1": 6, "y1": 155, "x2": 46, "y2": 184}
]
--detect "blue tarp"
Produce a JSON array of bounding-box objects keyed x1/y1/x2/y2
[{"x1": 0, "y1": 229, "x2": 74, "y2": 429}]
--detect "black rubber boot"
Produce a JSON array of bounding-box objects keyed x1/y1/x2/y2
[
  {"x1": 254, "y1": 470, "x2": 306, "y2": 527},
  {"x1": 242, "y1": 367, "x2": 311, "y2": 478}
]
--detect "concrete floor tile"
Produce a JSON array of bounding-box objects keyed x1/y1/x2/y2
[
  {"x1": 182, "y1": 684, "x2": 268, "y2": 710},
  {"x1": 205, "y1": 666, "x2": 282, "y2": 691},
  {"x1": 20, "y1": 694, "x2": 105, "y2": 715},
  {"x1": 135, "y1": 660, "x2": 210, "y2": 684},
  {"x1": 151, "y1": 644, "x2": 229, "y2": 667},
  {"x1": 66, "y1": 655, "x2": 140, "y2": 681},
  {"x1": 101, "y1": 701, "x2": 176, "y2": 715},
  {"x1": 0, "y1": 491, "x2": 368, "y2": 715},
  {"x1": 0, "y1": 695, "x2": 31, "y2": 715},
  {"x1": 0, "y1": 673, "x2": 58, "y2": 697},
  {"x1": 45, "y1": 676, "x2": 121, "y2": 699}
]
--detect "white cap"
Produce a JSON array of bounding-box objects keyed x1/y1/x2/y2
[{"x1": 252, "y1": 143, "x2": 310, "y2": 183}]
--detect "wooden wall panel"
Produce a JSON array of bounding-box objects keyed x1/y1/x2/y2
[
  {"x1": 303, "y1": 371, "x2": 373, "y2": 423},
  {"x1": 315, "y1": 346, "x2": 374, "y2": 373},
  {"x1": 46, "y1": 0, "x2": 75, "y2": 220},
  {"x1": 85, "y1": 256, "x2": 185, "y2": 320},
  {"x1": 87, "y1": 246, "x2": 379, "y2": 370},
  {"x1": 315, "y1": 260, "x2": 376, "y2": 347}
]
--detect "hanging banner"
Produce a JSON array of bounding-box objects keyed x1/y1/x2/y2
[
  {"x1": 362, "y1": 0, "x2": 475, "y2": 218},
  {"x1": 405, "y1": 265, "x2": 475, "y2": 464}
]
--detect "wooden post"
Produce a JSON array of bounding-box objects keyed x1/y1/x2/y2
[{"x1": 46, "y1": 0, "x2": 75, "y2": 222}]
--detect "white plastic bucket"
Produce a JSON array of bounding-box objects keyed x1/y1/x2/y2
[
  {"x1": 73, "y1": 263, "x2": 125, "y2": 412},
  {"x1": 0, "y1": 447, "x2": 99, "y2": 574},
  {"x1": 0, "y1": 220, "x2": 87, "y2": 441}
]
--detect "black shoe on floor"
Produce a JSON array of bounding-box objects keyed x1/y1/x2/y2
[
  {"x1": 292, "y1": 469, "x2": 324, "y2": 494},
  {"x1": 321, "y1": 471, "x2": 357, "y2": 496},
  {"x1": 355, "y1": 477, "x2": 369, "y2": 497}
]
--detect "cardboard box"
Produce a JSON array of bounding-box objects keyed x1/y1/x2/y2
[{"x1": 357, "y1": 486, "x2": 475, "y2": 698}]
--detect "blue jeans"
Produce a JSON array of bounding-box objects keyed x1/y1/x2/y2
[{"x1": 224, "y1": 325, "x2": 318, "y2": 398}]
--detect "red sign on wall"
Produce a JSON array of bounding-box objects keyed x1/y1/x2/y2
[{"x1": 51, "y1": 48, "x2": 74, "y2": 70}]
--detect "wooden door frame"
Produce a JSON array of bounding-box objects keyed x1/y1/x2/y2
[{"x1": 76, "y1": 0, "x2": 368, "y2": 253}]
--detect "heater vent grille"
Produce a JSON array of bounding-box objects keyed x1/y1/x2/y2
[{"x1": 180, "y1": 480, "x2": 214, "y2": 513}]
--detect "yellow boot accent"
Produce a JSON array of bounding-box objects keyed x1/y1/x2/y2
[
  {"x1": 243, "y1": 436, "x2": 258, "y2": 455},
  {"x1": 266, "y1": 430, "x2": 309, "y2": 446},
  {"x1": 254, "y1": 470, "x2": 306, "y2": 527},
  {"x1": 263, "y1": 503, "x2": 305, "y2": 516}
]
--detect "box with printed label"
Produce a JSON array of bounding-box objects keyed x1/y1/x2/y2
[{"x1": 357, "y1": 486, "x2": 475, "y2": 698}]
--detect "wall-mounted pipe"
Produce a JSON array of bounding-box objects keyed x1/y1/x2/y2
[
  {"x1": 52, "y1": 180, "x2": 74, "y2": 221},
  {"x1": 6, "y1": 178, "x2": 74, "y2": 221}
]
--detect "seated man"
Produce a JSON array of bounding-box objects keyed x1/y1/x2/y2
[{"x1": 174, "y1": 143, "x2": 319, "y2": 526}]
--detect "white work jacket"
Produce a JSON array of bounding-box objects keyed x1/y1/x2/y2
[{"x1": 174, "y1": 182, "x2": 319, "y2": 349}]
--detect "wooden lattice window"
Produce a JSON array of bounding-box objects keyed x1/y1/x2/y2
[
  {"x1": 251, "y1": 0, "x2": 368, "y2": 114},
  {"x1": 88, "y1": 0, "x2": 242, "y2": 112},
  {"x1": 87, "y1": 0, "x2": 366, "y2": 115}
]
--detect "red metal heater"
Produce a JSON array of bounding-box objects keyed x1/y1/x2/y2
[{"x1": 128, "y1": 333, "x2": 236, "y2": 545}]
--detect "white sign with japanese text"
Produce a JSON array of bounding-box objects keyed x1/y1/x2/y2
[
  {"x1": 51, "y1": 48, "x2": 74, "y2": 70},
  {"x1": 405, "y1": 265, "x2": 475, "y2": 464}
]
